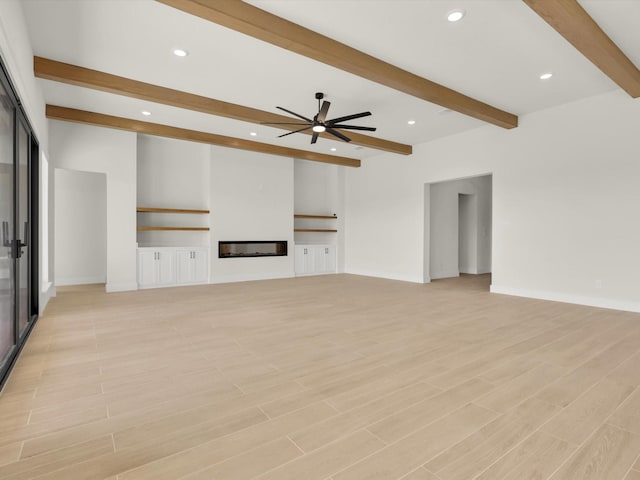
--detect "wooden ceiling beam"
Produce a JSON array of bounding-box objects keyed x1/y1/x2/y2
[
  {"x1": 156, "y1": 0, "x2": 518, "y2": 129},
  {"x1": 35, "y1": 56, "x2": 410, "y2": 155},
  {"x1": 524, "y1": 0, "x2": 640, "y2": 98},
  {"x1": 46, "y1": 105, "x2": 361, "y2": 168}
]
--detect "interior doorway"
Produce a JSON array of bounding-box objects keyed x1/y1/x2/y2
[
  {"x1": 458, "y1": 193, "x2": 477, "y2": 274},
  {"x1": 54, "y1": 169, "x2": 107, "y2": 287},
  {"x1": 427, "y1": 174, "x2": 492, "y2": 285}
]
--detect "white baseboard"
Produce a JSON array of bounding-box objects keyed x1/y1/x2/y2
[
  {"x1": 55, "y1": 276, "x2": 105, "y2": 286},
  {"x1": 490, "y1": 284, "x2": 640, "y2": 313},
  {"x1": 106, "y1": 282, "x2": 139, "y2": 293},
  {"x1": 209, "y1": 272, "x2": 294, "y2": 284}
]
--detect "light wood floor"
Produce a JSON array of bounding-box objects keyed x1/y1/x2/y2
[{"x1": 1, "y1": 274, "x2": 640, "y2": 479}]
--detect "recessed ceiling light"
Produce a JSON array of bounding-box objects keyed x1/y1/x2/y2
[
  {"x1": 447, "y1": 9, "x2": 465, "y2": 22},
  {"x1": 439, "y1": 108, "x2": 452, "y2": 115},
  {"x1": 312, "y1": 125, "x2": 326, "y2": 133},
  {"x1": 141, "y1": 110, "x2": 151, "y2": 116},
  {"x1": 540, "y1": 72, "x2": 553, "y2": 80},
  {"x1": 173, "y1": 48, "x2": 188, "y2": 57},
  {"x1": 250, "y1": 132, "x2": 257, "y2": 136},
  {"x1": 330, "y1": 148, "x2": 337, "y2": 152},
  {"x1": 407, "y1": 120, "x2": 416, "y2": 125}
]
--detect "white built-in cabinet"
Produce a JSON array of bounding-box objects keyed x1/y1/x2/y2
[
  {"x1": 137, "y1": 248, "x2": 175, "y2": 288},
  {"x1": 294, "y1": 245, "x2": 336, "y2": 276},
  {"x1": 137, "y1": 247, "x2": 209, "y2": 288}
]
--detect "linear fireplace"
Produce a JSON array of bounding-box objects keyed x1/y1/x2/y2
[{"x1": 218, "y1": 241, "x2": 288, "y2": 258}]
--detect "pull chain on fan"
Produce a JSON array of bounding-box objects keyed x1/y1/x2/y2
[{"x1": 261, "y1": 92, "x2": 376, "y2": 144}]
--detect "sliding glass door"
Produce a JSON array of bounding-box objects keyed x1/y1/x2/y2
[{"x1": 0, "y1": 58, "x2": 39, "y2": 389}]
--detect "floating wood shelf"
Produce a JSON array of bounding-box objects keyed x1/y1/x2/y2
[
  {"x1": 137, "y1": 226, "x2": 210, "y2": 231},
  {"x1": 294, "y1": 229, "x2": 338, "y2": 233},
  {"x1": 137, "y1": 207, "x2": 210, "y2": 214},
  {"x1": 293, "y1": 214, "x2": 337, "y2": 219}
]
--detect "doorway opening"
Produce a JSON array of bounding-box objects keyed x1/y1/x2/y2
[
  {"x1": 426, "y1": 174, "x2": 492, "y2": 289},
  {"x1": 54, "y1": 169, "x2": 107, "y2": 287},
  {"x1": 458, "y1": 193, "x2": 477, "y2": 274}
]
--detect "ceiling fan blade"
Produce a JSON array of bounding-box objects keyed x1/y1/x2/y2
[
  {"x1": 327, "y1": 111, "x2": 371, "y2": 124},
  {"x1": 311, "y1": 131, "x2": 319, "y2": 144},
  {"x1": 276, "y1": 106, "x2": 313, "y2": 123},
  {"x1": 317, "y1": 101, "x2": 331, "y2": 122},
  {"x1": 331, "y1": 125, "x2": 377, "y2": 131},
  {"x1": 278, "y1": 126, "x2": 312, "y2": 138},
  {"x1": 326, "y1": 127, "x2": 351, "y2": 143},
  {"x1": 260, "y1": 121, "x2": 311, "y2": 125}
]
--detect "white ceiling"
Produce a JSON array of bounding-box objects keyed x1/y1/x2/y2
[{"x1": 21, "y1": 0, "x2": 640, "y2": 160}]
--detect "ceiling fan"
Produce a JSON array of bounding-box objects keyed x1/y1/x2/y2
[{"x1": 262, "y1": 92, "x2": 376, "y2": 144}]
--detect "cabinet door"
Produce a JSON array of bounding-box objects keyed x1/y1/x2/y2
[
  {"x1": 175, "y1": 249, "x2": 192, "y2": 284},
  {"x1": 137, "y1": 251, "x2": 158, "y2": 287},
  {"x1": 324, "y1": 246, "x2": 337, "y2": 273},
  {"x1": 312, "y1": 246, "x2": 326, "y2": 273},
  {"x1": 294, "y1": 246, "x2": 307, "y2": 274},
  {"x1": 156, "y1": 250, "x2": 175, "y2": 286},
  {"x1": 192, "y1": 249, "x2": 209, "y2": 283}
]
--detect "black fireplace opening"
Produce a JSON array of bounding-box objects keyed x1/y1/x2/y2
[{"x1": 219, "y1": 241, "x2": 288, "y2": 258}]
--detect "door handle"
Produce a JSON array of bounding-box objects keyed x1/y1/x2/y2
[{"x1": 14, "y1": 222, "x2": 28, "y2": 258}]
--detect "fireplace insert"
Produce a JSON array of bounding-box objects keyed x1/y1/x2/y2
[{"x1": 218, "y1": 241, "x2": 288, "y2": 258}]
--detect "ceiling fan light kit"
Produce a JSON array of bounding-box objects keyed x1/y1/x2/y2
[{"x1": 262, "y1": 92, "x2": 377, "y2": 144}]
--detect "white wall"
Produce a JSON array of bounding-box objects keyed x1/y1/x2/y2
[
  {"x1": 429, "y1": 175, "x2": 492, "y2": 279},
  {"x1": 210, "y1": 146, "x2": 294, "y2": 283},
  {"x1": 347, "y1": 90, "x2": 640, "y2": 312},
  {"x1": 346, "y1": 155, "x2": 425, "y2": 283},
  {"x1": 136, "y1": 135, "x2": 210, "y2": 247},
  {"x1": 293, "y1": 159, "x2": 345, "y2": 271},
  {"x1": 54, "y1": 169, "x2": 106, "y2": 285},
  {"x1": 49, "y1": 120, "x2": 137, "y2": 292}
]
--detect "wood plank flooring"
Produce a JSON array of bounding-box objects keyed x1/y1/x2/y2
[{"x1": 1, "y1": 273, "x2": 640, "y2": 479}]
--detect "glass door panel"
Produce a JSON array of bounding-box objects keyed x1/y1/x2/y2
[
  {"x1": 0, "y1": 83, "x2": 14, "y2": 366},
  {"x1": 17, "y1": 120, "x2": 30, "y2": 337}
]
